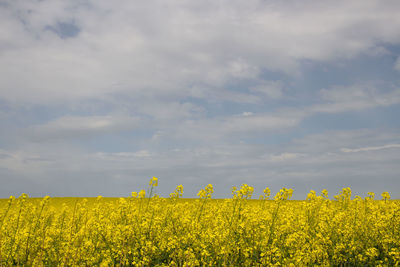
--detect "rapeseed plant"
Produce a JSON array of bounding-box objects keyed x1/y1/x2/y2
[{"x1": 0, "y1": 178, "x2": 399, "y2": 266}]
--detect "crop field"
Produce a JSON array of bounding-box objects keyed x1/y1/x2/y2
[{"x1": 0, "y1": 178, "x2": 399, "y2": 266}]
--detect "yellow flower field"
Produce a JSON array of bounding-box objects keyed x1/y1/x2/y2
[{"x1": 0, "y1": 178, "x2": 399, "y2": 266}]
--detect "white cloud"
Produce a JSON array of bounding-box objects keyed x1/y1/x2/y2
[
  {"x1": 242, "y1": 112, "x2": 253, "y2": 117},
  {"x1": 268, "y1": 152, "x2": 303, "y2": 162},
  {"x1": 1, "y1": 129, "x2": 400, "y2": 197},
  {"x1": 25, "y1": 115, "x2": 139, "y2": 141},
  {"x1": 171, "y1": 111, "x2": 306, "y2": 142},
  {"x1": 311, "y1": 83, "x2": 400, "y2": 113},
  {"x1": 1, "y1": 0, "x2": 400, "y2": 104},
  {"x1": 94, "y1": 150, "x2": 152, "y2": 160},
  {"x1": 341, "y1": 144, "x2": 400, "y2": 153},
  {"x1": 0, "y1": 149, "x2": 53, "y2": 175},
  {"x1": 222, "y1": 112, "x2": 302, "y2": 134},
  {"x1": 1, "y1": 1, "x2": 400, "y2": 198},
  {"x1": 290, "y1": 129, "x2": 399, "y2": 153},
  {"x1": 249, "y1": 80, "x2": 284, "y2": 99}
]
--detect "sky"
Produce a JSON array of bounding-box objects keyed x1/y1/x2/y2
[{"x1": 1, "y1": 0, "x2": 400, "y2": 199}]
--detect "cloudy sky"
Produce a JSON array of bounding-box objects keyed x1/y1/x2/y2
[{"x1": 1, "y1": 0, "x2": 400, "y2": 199}]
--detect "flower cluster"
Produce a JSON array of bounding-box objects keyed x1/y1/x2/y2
[
  {"x1": 197, "y1": 184, "x2": 214, "y2": 199},
  {"x1": 169, "y1": 185, "x2": 184, "y2": 199},
  {"x1": 0, "y1": 180, "x2": 398, "y2": 266},
  {"x1": 274, "y1": 187, "x2": 293, "y2": 201},
  {"x1": 232, "y1": 184, "x2": 254, "y2": 199}
]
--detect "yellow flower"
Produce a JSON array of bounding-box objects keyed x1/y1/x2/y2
[
  {"x1": 321, "y1": 189, "x2": 328, "y2": 199},
  {"x1": 381, "y1": 191, "x2": 390, "y2": 201},
  {"x1": 0, "y1": 179, "x2": 397, "y2": 266},
  {"x1": 138, "y1": 189, "x2": 146, "y2": 198},
  {"x1": 149, "y1": 176, "x2": 158, "y2": 187},
  {"x1": 263, "y1": 187, "x2": 271, "y2": 199}
]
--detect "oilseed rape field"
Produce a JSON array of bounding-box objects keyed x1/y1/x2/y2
[{"x1": 1, "y1": 178, "x2": 399, "y2": 266}]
